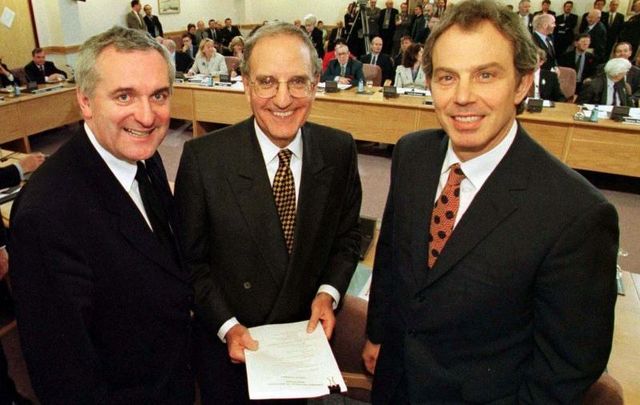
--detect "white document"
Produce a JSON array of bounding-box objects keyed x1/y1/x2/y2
[
  {"x1": 245, "y1": 320, "x2": 346, "y2": 400},
  {"x1": 1, "y1": 7, "x2": 15, "y2": 28}
]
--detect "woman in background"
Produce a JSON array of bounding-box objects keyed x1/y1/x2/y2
[
  {"x1": 394, "y1": 43, "x2": 426, "y2": 89},
  {"x1": 188, "y1": 38, "x2": 228, "y2": 76}
]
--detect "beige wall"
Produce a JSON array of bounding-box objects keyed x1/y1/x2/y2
[{"x1": 0, "y1": 0, "x2": 36, "y2": 68}]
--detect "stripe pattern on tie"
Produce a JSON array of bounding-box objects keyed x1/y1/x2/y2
[
  {"x1": 273, "y1": 149, "x2": 296, "y2": 254},
  {"x1": 428, "y1": 163, "x2": 465, "y2": 268}
]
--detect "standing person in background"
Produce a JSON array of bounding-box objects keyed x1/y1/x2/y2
[
  {"x1": 367, "y1": 0, "x2": 382, "y2": 40},
  {"x1": 143, "y1": 4, "x2": 163, "y2": 38},
  {"x1": 602, "y1": 0, "x2": 624, "y2": 56},
  {"x1": 409, "y1": 5, "x2": 428, "y2": 44},
  {"x1": 554, "y1": 1, "x2": 578, "y2": 56},
  {"x1": 304, "y1": 14, "x2": 325, "y2": 59},
  {"x1": 392, "y1": 2, "x2": 411, "y2": 56},
  {"x1": 220, "y1": 18, "x2": 242, "y2": 55},
  {"x1": 328, "y1": 20, "x2": 346, "y2": 52},
  {"x1": 126, "y1": 0, "x2": 146, "y2": 31},
  {"x1": 378, "y1": 1, "x2": 399, "y2": 55}
]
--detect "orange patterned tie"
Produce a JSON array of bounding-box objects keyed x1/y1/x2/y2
[
  {"x1": 273, "y1": 149, "x2": 296, "y2": 254},
  {"x1": 428, "y1": 163, "x2": 465, "y2": 268}
]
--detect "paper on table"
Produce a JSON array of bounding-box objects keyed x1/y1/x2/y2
[{"x1": 245, "y1": 320, "x2": 346, "y2": 400}]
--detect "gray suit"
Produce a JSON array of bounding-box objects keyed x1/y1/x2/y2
[{"x1": 126, "y1": 10, "x2": 146, "y2": 30}]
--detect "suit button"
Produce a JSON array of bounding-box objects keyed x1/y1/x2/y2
[{"x1": 243, "y1": 281, "x2": 252, "y2": 290}]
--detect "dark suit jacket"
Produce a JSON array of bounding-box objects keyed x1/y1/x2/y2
[
  {"x1": 378, "y1": 7, "x2": 399, "y2": 43},
  {"x1": 308, "y1": 26, "x2": 325, "y2": 58},
  {"x1": 553, "y1": 13, "x2": 578, "y2": 55},
  {"x1": 583, "y1": 22, "x2": 608, "y2": 63},
  {"x1": 327, "y1": 27, "x2": 346, "y2": 52},
  {"x1": 602, "y1": 11, "x2": 624, "y2": 52},
  {"x1": 24, "y1": 60, "x2": 67, "y2": 84},
  {"x1": 9, "y1": 130, "x2": 193, "y2": 404},
  {"x1": 576, "y1": 74, "x2": 634, "y2": 106},
  {"x1": 144, "y1": 14, "x2": 163, "y2": 37},
  {"x1": 533, "y1": 32, "x2": 558, "y2": 70},
  {"x1": 174, "y1": 118, "x2": 361, "y2": 402},
  {"x1": 618, "y1": 15, "x2": 640, "y2": 55},
  {"x1": 174, "y1": 51, "x2": 193, "y2": 73},
  {"x1": 0, "y1": 63, "x2": 19, "y2": 87},
  {"x1": 322, "y1": 58, "x2": 365, "y2": 83},
  {"x1": 367, "y1": 126, "x2": 618, "y2": 404},
  {"x1": 359, "y1": 52, "x2": 395, "y2": 84},
  {"x1": 538, "y1": 68, "x2": 565, "y2": 101},
  {"x1": 0, "y1": 164, "x2": 21, "y2": 246},
  {"x1": 219, "y1": 25, "x2": 241, "y2": 47},
  {"x1": 409, "y1": 14, "x2": 428, "y2": 44},
  {"x1": 559, "y1": 49, "x2": 597, "y2": 83}
]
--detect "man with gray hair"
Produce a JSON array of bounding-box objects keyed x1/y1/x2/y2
[
  {"x1": 9, "y1": 26, "x2": 194, "y2": 404},
  {"x1": 164, "y1": 38, "x2": 194, "y2": 73},
  {"x1": 577, "y1": 57, "x2": 633, "y2": 105},
  {"x1": 532, "y1": 13, "x2": 558, "y2": 70},
  {"x1": 303, "y1": 14, "x2": 325, "y2": 58},
  {"x1": 363, "y1": 0, "x2": 618, "y2": 403},
  {"x1": 581, "y1": 8, "x2": 608, "y2": 63},
  {"x1": 175, "y1": 22, "x2": 361, "y2": 404}
]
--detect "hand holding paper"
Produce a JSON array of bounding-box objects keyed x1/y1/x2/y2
[
  {"x1": 307, "y1": 292, "x2": 335, "y2": 339},
  {"x1": 226, "y1": 324, "x2": 259, "y2": 363}
]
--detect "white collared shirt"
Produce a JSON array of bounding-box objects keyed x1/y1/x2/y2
[
  {"x1": 606, "y1": 77, "x2": 616, "y2": 105},
  {"x1": 436, "y1": 120, "x2": 518, "y2": 228},
  {"x1": 84, "y1": 122, "x2": 152, "y2": 229}
]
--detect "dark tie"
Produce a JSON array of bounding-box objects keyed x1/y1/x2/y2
[
  {"x1": 136, "y1": 161, "x2": 178, "y2": 261},
  {"x1": 545, "y1": 37, "x2": 555, "y2": 59},
  {"x1": 273, "y1": 150, "x2": 296, "y2": 254},
  {"x1": 428, "y1": 164, "x2": 465, "y2": 268},
  {"x1": 575, "y1": 53, "x2": 584, "y2": 81},
  {"x1": 39, "y1": 64, "x2": 45, "y2": 74}
]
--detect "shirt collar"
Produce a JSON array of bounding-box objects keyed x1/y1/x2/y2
[
  {"x1": 84, "y1": 122, "x2": 138, "y2": 193},
  {"x1": 535, "y1": 31, "x2": 548, "y2": 41},
  {"x1": 442, "y1": 120, "x2": 518, "y2": 190},
  {"x1": 254, "y1": 119, "x2": 303, "y2": 165}
]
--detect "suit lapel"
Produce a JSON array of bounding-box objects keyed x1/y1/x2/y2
[
  {"x1": 71, "y1": 131, "x2": 186, "y2": 282},
  {"x1": 225, "y1": 120, "x2": 289, "y2": 285},
  {"x1": 423, "y1": 128, "x2": 530, "y2": 288}
]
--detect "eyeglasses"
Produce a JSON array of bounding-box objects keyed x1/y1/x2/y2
[{"x1": 249, "y1": 76, "x2": 316, "y2": 99}]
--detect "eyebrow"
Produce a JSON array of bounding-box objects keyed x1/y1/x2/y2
[
  {"x1": 433, "y1": 62, "x2": 505, "y2": 74},
  {"x1": 108, "y1": 86, "x2": 171, "y2": 96}
]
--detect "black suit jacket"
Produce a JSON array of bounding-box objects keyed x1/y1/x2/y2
[
  {"x1": 322, "y1": 58, "x2": 365, "y2": 83},
  {"x1": 9, "y1": 130, "x2": 194, "y2": 404},
  {"x1": 583, "y1": 22, "x2": 608, "y2": 63},
  {"x1": 359, "y1": 52, "x2": 395, "y2": 84},
  {"x1": 533, "y1": 32, "x2": 558, "y2": 70},
  {"x1": 554, "y1": 13, "x2": 578, "y2": 55},
  {"x1": 0, "y1": 164, "x2": 21, "y2": 246},
  {"x1": 618, "y1": 15, "x2": 640, "y2": 56},
  {"x1": 174, "y1": 51, "x2": 193, "y2": 73},
  {"x1": 308, "y1": 26, "x2": 325, "y2": 58},
  {"x1": 24, "y1": 60, "x2": 67, "y2": 84},
  {"x1": 327, "y1": 27, "x2": 346, "y2": 52},
  {"x1": 559, "y1": 49, "x2": 597, "y2": 83},
  {"x1": 538, "y1": 69, "x2": 565, "y2": 101},
  {"x1": 378, "y1": 7, "x2": 399, "y2": 42},
  {"x1": 576, "y1": 74, "x2": 634, "y2": 106},
  {"x1": 220, "y1": 25, "x2": 241, "y2": 47},
  {"x1": 602, "y1": 11, "x2": 624, "y2": 51},
  {"x1": 175, "y1": 118, "x2": 361, "y2": 402},
  {"x1": 367, "y1": 126, "x2": 618, "y2": 404},
  {"x1": 144, "y1": 14, "x2": 163, "y2": 37}
]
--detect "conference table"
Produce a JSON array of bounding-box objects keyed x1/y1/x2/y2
[
  {"x1": 172, "y1": 82, "x2": 640, "y2": 178},
  {"x1": 0, "y1": 84, "x2": 81, "y2": 152}
]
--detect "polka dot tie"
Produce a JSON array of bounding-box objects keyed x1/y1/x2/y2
[
  {"x1": 428, "y1": 163, "x2": 465, "y2": 269},
  {"x1": 273, "y1": 149, "x2": 296, "y2": 255}
]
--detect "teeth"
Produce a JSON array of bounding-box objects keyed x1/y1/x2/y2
[
  {"x1": 454, "y1": 116, "x2": 481, "y2": 122},
  {"x1": 273, "y1": 111, "x2": 293, "y2": 117},
  {"x1": 126, "y1": 128, "x2": 152, "y2": 137}
]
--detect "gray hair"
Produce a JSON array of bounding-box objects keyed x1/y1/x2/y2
[
  {"x1": 164, "y1": 39, "x2": 176, "y2": 53},
  {"x1": 241, "y1": 22, "x2": 321, "y2": 78},
  {"x1": 303, "y1": 14, "x2": 317, "y2": 26},
  {"x1": 76, "y1": 26, "x2": 174, "y2": 98},
  {"x1": 532, "y1": 13, "x2": 553, "y2": 30},
  {"x1": 423, "y1": 0, "x2": 537, "y2": 114},
  {"x1": 604, "y1": 57, "x2": 632, "y2": 77}
]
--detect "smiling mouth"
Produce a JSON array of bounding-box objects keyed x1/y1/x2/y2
[
  {"x1": 453, "y1": 115, "x2": 482, "y2": 122},
  {"x1": 125, "y1": 128, "x2": 154, "y2": 137},
  {"x1": 272, "y1": 111, "x2": 293, "y2": 118}
]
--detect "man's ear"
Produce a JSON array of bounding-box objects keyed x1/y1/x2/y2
[{"x1": 76, "y1": 89, "x2": 93, "y2": 120}]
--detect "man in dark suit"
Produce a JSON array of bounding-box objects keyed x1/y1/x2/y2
[
  {"x1": 175, "y1": 22, "x2": 361, "y2": 404},
  {"x1": 362, "y1": 1, "x2": 618, "y2": 403},
  {"x1": 532, "y1": 13, "x2": 558, "y2": 70},
  {"x1": 378, "y1": 1, "x2": 399, "y2": 55},
  {"x1": 554, "y1": 1, "x2": 578, "y2": 55},
  {"x1": 532, "y1": 49, "x2": 565, "y2": 101},
  {"x1": 327, "y1": 20, "x2": 346, "y2": 52},
  {"x1": 0, "y1": 61, "x2": 19, "y2": 87},
  {"x1": 9, "y1": 26, "x2": 193, "y2": 404},
  {"x1": 602, "y1": 0, "x2": 624, "y2": 55},
  {"x1": 533, "y1": 0, "x2": 556, "y2": 16},
  {"x1": 126, "y1": 0, "x2": 146, "y2": 31},
  {"x1": 579, "y1": 0, "x2": 607, "y2": 32},
  {"x1": 559, "y1": 33, "x2": 597, "y2": 92},
  {"x1": 322, "y1": 43, "x2": 365, "y2": 84},
  {"x1": 143, "y1": 3, "x2": 163, "y2": 37},
  {"x1": 409, "y1": 4, "x2": 428, "y2": 44},
  {"x1": 577, "y1": 57, "x2": 634, "y2": 105},
  {"x1": 219, "y1": 17, "x2": 242, "y2": 53},
  {"x1": 618, "y1": 2, "x2": 640, "y2": 56},
  {"x1": 303, "y1": 14, "x2": 325, "y2": 59},
  {"x1": 205, "y1": 19, "x2": 220, "y2": 44},
  {"x1": 163, "y1": 39, "x2": 193, "y2": 73},
  {"x1": 359, "y1": 36, "x2": 395, "y2": 85},
  {"x1": 582, "y1": 8, "x2": 608, "y2": 63},
  {"x1": 23, "y1": 48, "x2": 67, "y2": 84}
]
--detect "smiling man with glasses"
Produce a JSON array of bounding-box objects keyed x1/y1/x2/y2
[{"x1": 175, "y1": 21, "x2": 362, "y2": 404}]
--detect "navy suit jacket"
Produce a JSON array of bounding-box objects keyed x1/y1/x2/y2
[
  {"x1": 322, "y1": 58, "x2": 365, "y2": 83},
  {"x1": 367, "y1": 126, "x2": 618, "y2": 404},
  {"x1": 9, "y1": 130, "x2": 193, "y2": 404},
  {"x1": 24, "y1": 60, "x2": 67, "y2": 84},
  {"x1": 359, "y1": 52, "x2": 395, "y2": 84}
]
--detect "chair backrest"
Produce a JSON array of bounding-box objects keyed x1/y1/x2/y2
[
  {"x1": 225, "y1": 56, "x2": 240, "y2": 74},
  {"x1": 362, "y1": 63, "x2": 382, "y2": 87},
  {"x1": 556, "y1": 66, "x2": 576, "y2": 101},
  {"x1": 10, "y1": 67, "x2": 28, "y2": 85}
]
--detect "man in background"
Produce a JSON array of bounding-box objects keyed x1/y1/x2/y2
[
  {"x1": 559, "y1": 33, "x2": 597, "y2": 92},
  {"x1": 378, "y1": 1, "x2": 398, "y2": 55},
  {"x1": 532, "y1": 13, "x2": 558, "y2": 70},
  {"x1": 126, "y1": 0, "x2": 146, "y2": 31},
  {"x1": 322, "y1": 43, "x2": 365, "y2": 84},
  {"x1": 554, "y1": 1, "x2": 578, "y2": 55},
  {"x1": 143, "y1": 4, "x2": 163, "y2": 38},
  {"x1": 359, "y1": 36, "x2": 394, "y2": 85},
  {"x1": 23, "y1": 48, "x2": 67, "y2": 84},
  {"x1": 164, "y1": 39, "x2": 193, "y2": 73}
]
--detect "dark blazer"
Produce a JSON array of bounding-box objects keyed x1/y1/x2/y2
[
  {"x1": 602, "y1": 11, "x2": 624, "y2": 52},
  {"x1": 378, "y1": 7, "x2": 399, "y2": 53},
  {"x1": 322, "y1": 58, "x2": 365, "y2": 83},
  {"x1": 327, "y1": 26, "x2": 346, "y2": 52},
  {"x1": 583, "y1": 22, "x2": 608, "y2": 63},
  {"x1": 144, "y1": 14, "x2": 163, "y2": 37},
  {"x1": 175, "y1": 118, "x2": 361, "y2": 403},
  {"x1": 0, "y1": 164, "x2": 21, "y2": 246},
  {"x1": 533, "y1": 32, "x2": 558, "y2": 70},
  {"x1": 23, "y1": 60, "x2": 67, "y2": 84},
  {"x1": 0, "y1": 63, "x2": 19, "y2": 87},
  {"x1": 559, "y1": 49, "x2": 597, "y2": 84},
  {"x1": 367, "y1": 126, "x2": 618, "y2": 404},
  {"x1": 538, "y1": 68, "x2": 565, "y2": 101},
  {"x1": 359, "y1": 52, "x2": 395, "y2": 84},
  {"x1": 618, "y1": 15, "x2": 640, "y2": 55},
  {"x1": 219, "y1": 25, "x2": 241, "y2": 47},
  {"x1": 554, "y1": 13, "x2": 578, "y2": 55},
  {"x1": 576, "y1": 73, "x2": 634, "y2": 106},
  {"x1": 9, "y1": 130, "x2": 194, "y2": 404},
  {"x1": 409, "y1": 14, "x2": 428, "y2": 44},
  {"x1": 307, "y1": 26, "x2": 325, "y2": 58},
  {"x1": 174, "y1": 51, "x2": 193, "y2": 73}
]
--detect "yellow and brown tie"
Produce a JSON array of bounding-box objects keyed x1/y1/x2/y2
[
  {"x1": 428, "y1": 163, "x2": 465, "y2": 268},
  {"x1": 273, "y1": 149, "x2": 296, "y2": 254}
]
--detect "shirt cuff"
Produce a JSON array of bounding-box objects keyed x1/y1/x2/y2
[
  {"x1": 14, "y1": 163, "x2": 24, "y2": 180},
  {"x1": 318, "y1": 284, "x2": 340, "y2": 310},
  {"x1": 217, "y1": 317, "x2": 239, "y2": 343}
]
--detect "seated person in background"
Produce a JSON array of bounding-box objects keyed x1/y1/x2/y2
[
  {"x1": 24, "y1": 48, "x2": 67, "y2": 84},
  {"x1": 359, "y1": 36, "x2": 394, "y2": 86},
  {"x1": 0, "y1": 59, "x2": 19, "y2": 87},
  {"x1": 181, "y1": 33, "x2": 195, "y2": 58},
  {"x1": 394, "y1": 35, "x2": 413, "y2": 67},
  {"x1": 394, "y1": 43, "x2": 426, "y2": 89},
  {"x1": 322, "y1": 38, "x2": 354, "y2": 71},
  {"x1": 609, "y1": 42, "x2": 640, "y2": 94},
  {"x1": 532, "y1": 48, "x2": 565, "y2": 101},
  {"x1": 228, "y1": 36, "x2": 244, "y2": 77},
  {"x1": 187, "y1": 23, "x2": 198, "y2": 47},
  {"x1": 188, "y1": 38, "x2": 228, "y2": 76},
  {"x1": 322, "y1": 43, "x2": 364, "y2": 84},
  {"x1": 163, "y1": 39, "x2": 193, "y2": 73},
  {"x1": 559, "y1": 33, "x2": 596, "y2": 93},
  {"x1": 576, "y1": 57, "x2": 634, "y2": 106}
]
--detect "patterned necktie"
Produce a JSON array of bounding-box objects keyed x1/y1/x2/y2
[
  {"x1": 428, "y1": 163, "x2": 465, "y2": 269},
  {"x1": 273, "y1": 149, "x2": 296, "y2": 254}
]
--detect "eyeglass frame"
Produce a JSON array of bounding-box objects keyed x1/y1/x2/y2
[{"x1": 247, "y1": 75, "x2": 318, "y2": 99}]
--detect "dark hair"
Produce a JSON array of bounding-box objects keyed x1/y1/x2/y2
[
  {"x1": 402, "y1": 43, "x2": 423, "y2": 68},
  {"x1": 131, "y1": 0, "x2": 140, "y2": 7},
  {"x1": 187, "y1": 23, "x2": 195, "y2": 30},
  {"x1": 563, "y1": 1, "x2": 574, "y2": 6},
  {"x1": 208, "y1": 19, "x2": 215, "y2": 23},
  {"x1": 31, "y1": 47, "x2": 43, "y2": 56},
  {"x1": 575, "y1": 32, "x2": 590, "y2": 41},
  {"x1": 542, "y1": 0, "x2": 551, "y2": 4},
  {"x1": 423, "y1": 0, "x2": 537, "y2": 113}
]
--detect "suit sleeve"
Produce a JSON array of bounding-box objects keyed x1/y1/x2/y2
[
  {"x1": 174, "y1": 142, "x2": 235, "y2": 335},
  {"x1": 9, "y1": 208, "x2": 152, "y2": 404},
  {"x1": 48, "y1": 62, "x2": 67, "y2": 78},
  {"x1": 321, "y1": 63, "x2": 334, "y2": 82},
  {"x1": 518, "y1": 200, "x2": 618, "y2": 403}
]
